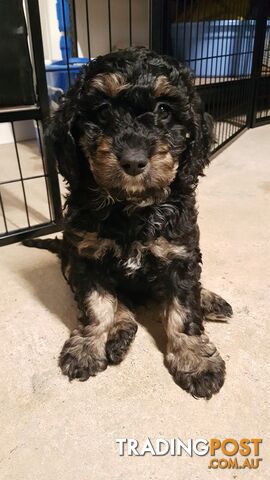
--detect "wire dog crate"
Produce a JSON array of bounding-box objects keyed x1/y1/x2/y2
[
  {"x1": 153, "y1": 0, "x2": 270, "y2": 152},
  {"x1": 0, "y1": 0, "x2": 269, "y2": 246},
  {"x1": 0, "y1": 0, "x2": 62, "y2": 246}
]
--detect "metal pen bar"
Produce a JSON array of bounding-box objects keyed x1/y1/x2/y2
[
  {"x1": 0, "y1": 222, "x2": 61, "y2": 247},
  {"x1": 161, "y1": 0, "x2": 165, "y2": 54},
  {"x1": 148, "y1": 0, "x2": 152, "y2": 49},
  {"x1": 27, "y1": 0, "x2": 62, "y2": 225},
  {"x1": 233, "y1": 0, "x2": 245, "y2": 134},
  {"x1": 26, "y1": 0, "x2": 49, "y2": 120},
  {"x1": 85, "y1": 0, "x2": 91, "y2": 59},
  {"x1": 0, "y1": 190, "x2": 8, "y2": 233},
  {"x1": 108, "y1": 0, "x2": 112, "y2": 52},
  {"x1": 71, "y1": 0, "x2": 78, "y2": 56},
  {"x1": 129, "y1": 0, "x2": 132, "y2": 47},
  {"x1": 182, "y1": 0, "x2": 187, "y2": 66},
  {"x1": 35, "y1": 120, "x2": 53, "y2": 221},
  {"x1": 175, "y1": 0, "x2": 179, "y2": 57},
  {"x1": 61, "y1": 0, "x2": 71, "y2": 86},
  {"x1": 234, "y1": 4, "x2": 247, "y2": 132},
  {"x1": 247, "y1": 0, "x2": 268, "y2": 127},
  {"x1": 223, "y1": 3, "x2": 237, "y2": 143},
  {"x1": 11, "y1": 122, "x2": 30, "y2": 227},
  {"x1": 0, "y1": 174, "x2": 49, "y2": 187},
  {"x1": 213, "y1": 3, "x2": 222, "y2": 146},
  {"x1": 189, "y1": 51, "x2": 256, "y2": 63},
  {"x1": 198, "y1": 0, "x2": 207, "y2": 83},
  {"x1": 0, "y1": 106, "x2": 41, "y2": 123},
  {"x1": 193, "y1": 1, "x2": 200, "y2": 85},
  {"x1": 149, "y1": 0, "x2": 164, "y2": 54}
]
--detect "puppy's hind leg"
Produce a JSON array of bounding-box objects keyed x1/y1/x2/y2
[
  {"x1": 201, "y1": 288, "x2": 233, "y2": 322},
  {"x1": 106, "y1": 304, "x2": 138, "y2": 365}
]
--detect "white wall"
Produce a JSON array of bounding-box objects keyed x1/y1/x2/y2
[
  {"x1": 0, "y1": 0, "x2": 149, "y2": 144},
  {"x1": 75, "y1": 0, "x2": 149, "y2": 58},
  {"x1": 38, "y1": 0, "x2": 61, "y2": 61},
  {"x1": 38, "y1": 0, "x2": 149, "y2": 61}
]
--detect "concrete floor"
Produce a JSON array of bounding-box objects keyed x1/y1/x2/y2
[
  {"x1": 0, "y1": 140, "x2": 51, "y2": 232},
  {"x1": 0, "y1": 125, "x2": 269, "y2": 479}
]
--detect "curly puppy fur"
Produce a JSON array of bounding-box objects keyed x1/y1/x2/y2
[{"x1": 24, "y1": 48, "x2": 232, "y2": 399}]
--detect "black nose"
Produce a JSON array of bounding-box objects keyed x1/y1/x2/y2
[{"x1": 119, "y1": 148, "x2": 148, "y2": 176}]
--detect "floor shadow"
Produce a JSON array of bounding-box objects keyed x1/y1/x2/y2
[
  {"x1": 135, "y1": 304, "x2": 167, "y2": 355},
  {"x1": 1, "y1": 186, "x2": 49, "y2": 229},
  {"x1": 18, "y1": 254, "x2": 167, "y2": 354},
  {"x1": 18, "y1": 257, "x2": 77, "y2": 331}
]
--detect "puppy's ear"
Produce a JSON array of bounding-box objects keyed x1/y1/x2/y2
[
  {"x1": 45, "y1": 72, "x2": 86, "y2": 189},
  {"x1": 195, "y1": 109, "x2": 214, "y2": 173},
  {"x1": 45, "y1": 103, "x2": 78, "y2": 188},
  {"x1": 186, "y1": 104, "x2": 215, "y2": 182},
  {"x1": 176, "y1": 64, "x2": 215, "y2": 182}
]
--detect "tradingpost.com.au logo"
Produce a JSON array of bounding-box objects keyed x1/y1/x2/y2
[{"x1": 116, "y1": 437, "x2": 263, "y2": 470}]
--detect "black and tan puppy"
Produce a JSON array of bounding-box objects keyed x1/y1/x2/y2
[{"x1": 24, "y1": 48, "x2": 232, "y2": 399}]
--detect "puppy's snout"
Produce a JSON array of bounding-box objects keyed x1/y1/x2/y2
[{"x1": 119, "y1": 148, "x2": 148, "y2": 176}]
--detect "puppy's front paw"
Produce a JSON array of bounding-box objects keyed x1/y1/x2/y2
[
  {"x1": 106, "y1": 321, "x2": 138, "y2": 364},
  {"x1": 166, "y1": 334, "x2": 225, "y2": 399},
  {"x1": 59, "y1": 329, "x2": 107, "y2": 381},
  {"x1": 201, "y1": 289, "x2": 233, "y2": 321}
]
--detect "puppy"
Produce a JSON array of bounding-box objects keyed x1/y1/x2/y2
[{"x1": 24, "y1": 48, "x2": 232, "y2": 399}]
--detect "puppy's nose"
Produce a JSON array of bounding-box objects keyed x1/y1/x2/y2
[{"x1": 119, "y1": 148, "x2": 148, "y2": 176}]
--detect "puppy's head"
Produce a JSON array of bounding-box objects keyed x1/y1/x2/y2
[{"x1": 49, "y1": 48, "x2": 214, "y2": 205}]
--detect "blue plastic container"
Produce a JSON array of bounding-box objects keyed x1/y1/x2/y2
[
  {"x1": 56, "y1": 0, "x2": 70, "y2": 32},
  {"x1": 171, "y1": 20, "x2": 256, "y2": 77},
  {"x1": 45, "y1": 0, "x2": 90, "y2": 100},
  {"x1": 46, "y1": 57, "x2": 89, "y2": 93}
]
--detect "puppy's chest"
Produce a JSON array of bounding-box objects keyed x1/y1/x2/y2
[{"x1": 67, "y1": 230, "x2": 188, "y2": 276}]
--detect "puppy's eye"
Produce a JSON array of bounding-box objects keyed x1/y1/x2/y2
[
  {"x1": 96, "y1": 104, "x2": 111, "y2": 123},
  {"x1": 156, "y1": 103, "x2": 171, "y2": 121}
]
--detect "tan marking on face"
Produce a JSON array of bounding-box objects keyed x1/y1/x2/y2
[
  {"x1": 154, "y1": 143, "x2": 170, "y2": 154},
  {"x1": 123, "y1": 174, "x2": 147, "y2": 195},
  {"x1": 92, "y1": 150, "x2": 120, "y2": 189},
  {"x1": 90, "y1": 73, "x2": 130, "y2": 96},
  {"x1": 96, "y1": 137, "x2": 113, "y2": 154},
  {"x1": 118, "y1": 142, "x2": 178, "y2": 197},
  {"x1": 81, "y1": 136, "x2": 147, "y2": 200},
  {"x1": 80, "y1": 135, "x2": 123, "y2": 191},
  {"x1": 149, "y1": 148, "x2": 179, "y2": 189},
  {"x1": 153, "y1": 76, "x2": 179, "y2": 98},
  {"x1": 81, "y1": 134, "x2": 178, "y2": 200},
  {"x1": 84, "y1": 135, "x2": 147, "y2": 196}
]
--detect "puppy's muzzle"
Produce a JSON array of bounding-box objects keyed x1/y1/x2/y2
[{"x1": 119, "y1": 148, "x2": 148, "y2": 176}]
